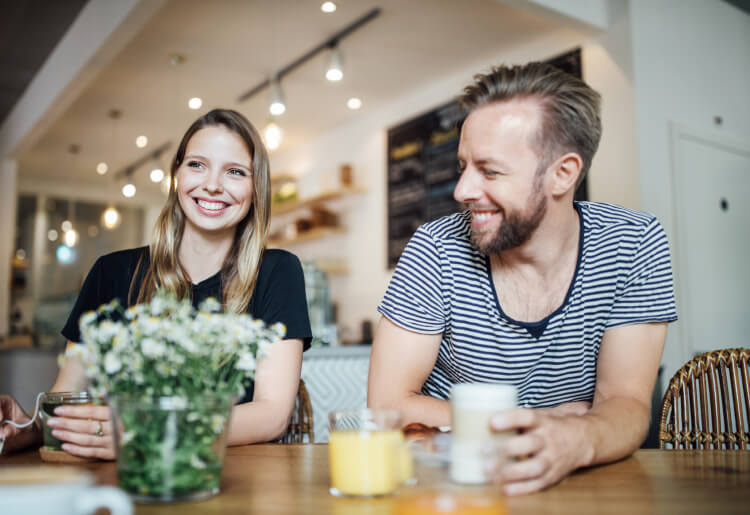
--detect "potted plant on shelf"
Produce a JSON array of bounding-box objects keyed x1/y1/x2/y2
[{"x1": 66, "y1": 290, "x2": 285, "y2": 503}]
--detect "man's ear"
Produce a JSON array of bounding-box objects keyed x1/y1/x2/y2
[{"x1": 549, "y1": 153, "x2": 583, "y2": 196}]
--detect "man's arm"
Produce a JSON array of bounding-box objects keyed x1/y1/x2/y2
[
  {"x1": 489, "y1": 322, "x2": 666, "y2": 495},
  {"x1": 367, "y1": 316, "x2": 449, "y2": 427}
]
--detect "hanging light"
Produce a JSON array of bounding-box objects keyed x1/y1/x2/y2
[
  {"x1": 102, "y1": 207, "x2": 121, "y2": 229},
  {"x1": 188, "y1": 97, "x2": 203, "y2": 110},
  {"x1": 326, "y1": 45, "x2": 344, "y2": 82},
  {"x1": 96, "y1": 162, "x2": 108, "y2": 175},
  {"x1": 150, "y1": 160, "x2": 165, "y2": 183},
  {"x1": 48, "y1": 229, "x2": 58, "y2": 242},
  {"x1": 64, "y1": 229, "x2": 78, "y2": 247},
  {"x1": 56, "y1": 245, "x2": 74, "y2": 264},
  {"x1": 269, "y1": 78, "x2": 286, "y2": 116},
  {"x1": 347, "y1": 97, "x2": 362, "y2": 110},
  {"x1": 122, "y1": 183, "x2": 136, "y2": 198},
  {"x1": 61, "y1": 220, "x2": 72, "y2": 232},
  {"x1": 135, "y1": 135, "x2": 148, "y2": 148},
  {"x1": 321, "y1": 2, "x2": 337, "y2": 13},
  {"x1": 263, "y1": 120, "x2": 283, "y2": 151}
]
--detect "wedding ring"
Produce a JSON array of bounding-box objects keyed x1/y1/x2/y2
[{"x1": 93, "y1": 420, "x2": 103, "y2": 437}]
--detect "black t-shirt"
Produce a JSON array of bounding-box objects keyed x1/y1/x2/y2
[{"x1": 62, "y1": 246, "x2": 312, "y2": 404}]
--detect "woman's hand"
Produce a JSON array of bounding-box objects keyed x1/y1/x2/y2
[
  {"x1": 0, "y1": 395, "x2": 42, "y2": 454},
  {"x1": 46, "y1": 404, "x2": 116, "y2": 460}
]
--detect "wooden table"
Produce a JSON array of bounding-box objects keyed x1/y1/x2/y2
[{"x1": 2, "y1": 446, "x2": 749, "y2": 514}]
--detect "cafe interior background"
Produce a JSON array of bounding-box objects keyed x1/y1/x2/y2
[{"x1": 1, "y1": 0, "x2": 748, "y2": 442}]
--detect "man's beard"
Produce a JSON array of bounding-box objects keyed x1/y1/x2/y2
[{"x1": 470, "y1": 190, "x2": 547, "y2": 255}]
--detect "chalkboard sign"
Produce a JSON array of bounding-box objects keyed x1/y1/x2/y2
[{"x1": 386, "y1": 48, "x2": 584, "y2": 267}]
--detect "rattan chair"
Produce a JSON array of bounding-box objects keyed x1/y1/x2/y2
[
  {"x1": 280, "y1": 379, "x2": 315, "y2": 443},
  {"x1": 659, "y1": 348, "x2": 750, "y2": 449}
]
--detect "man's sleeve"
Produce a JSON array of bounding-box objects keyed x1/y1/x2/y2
[
  {"x1": 378, "y1": 226, "x2": 446, "y2": 334},
  {"x1": 607, "y1": 218, "x2": 678, "y2": 329}
]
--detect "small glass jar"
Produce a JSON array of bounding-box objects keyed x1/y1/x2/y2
[{"x1": 40, "y1": 391, "x2": 96, "y2": 450}]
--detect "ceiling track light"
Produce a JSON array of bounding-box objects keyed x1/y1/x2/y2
[
  {"x1": 113, "y1": 141, "x2": 172, "y2": 182},
  {"x1": 269, "y1": 77, "x2": 286, "y2": 116},
  {"x1": 325, "y1": 44, "x2": 344, "y2": 82},
  {"x1": 237, "y1": 8, "x2": 381, "y2": 103}
]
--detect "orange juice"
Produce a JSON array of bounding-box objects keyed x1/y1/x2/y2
[{"x1": 329, "y1": 429, "x2": 404, "y2": 496}]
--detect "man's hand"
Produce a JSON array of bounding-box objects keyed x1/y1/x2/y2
[
  {"x1": 0, "y1": 395, "x2": 42, "y2": 454},
  {"x1": 484, "y1": 408, "x2": 592, "y2": 496}
]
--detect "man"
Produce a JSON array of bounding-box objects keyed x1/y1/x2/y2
[{"x1": 368, "y1": 62, "x2": 677, "y2": 495}]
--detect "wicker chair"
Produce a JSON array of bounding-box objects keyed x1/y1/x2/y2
[
  {"x1": 280, "y1": 379, "x2": 315, "y2": 443},
  {"x1": 659, "y1": 348, "x2": 750, "y2": 449}
]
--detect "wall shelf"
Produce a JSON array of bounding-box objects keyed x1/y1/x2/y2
[
  {"x1": 271, "y1": 187, "x2": 367, "y2": 215},
  {"x1": 268, "y1": 226, "x2": 347, "y2": 247}
]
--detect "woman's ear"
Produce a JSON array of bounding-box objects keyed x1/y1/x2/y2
[{"x1": 549, "y1": 152, "x2": 582, "y2": 196}]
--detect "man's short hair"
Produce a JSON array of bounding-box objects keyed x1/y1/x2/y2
[{"x1": 460, "y1": 62, "x2": 602, "y2": 187}]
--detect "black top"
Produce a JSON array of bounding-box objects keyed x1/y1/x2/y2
[{"x1": 62, "y1": 246, "x2": 312, "y2": 404}]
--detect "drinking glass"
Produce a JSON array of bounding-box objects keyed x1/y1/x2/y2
[
  {"x1": 40, "y1": 391, "x2": 96, "y2": 451},
  {"x1": 328, "y1": 409, "x2": 407, "y2": 497}
]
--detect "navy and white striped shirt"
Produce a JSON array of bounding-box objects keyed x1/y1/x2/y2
[{"x1": 378, "y1": 202, "x2": 677, "y2": 408}]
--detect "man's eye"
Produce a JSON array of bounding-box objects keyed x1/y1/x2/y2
[
  {"x1": 457, "y1": 162, "x2": 466, "y2": 175},
  {"x1": 481, "y1": 169, "x2": 499, "y2": 178}
]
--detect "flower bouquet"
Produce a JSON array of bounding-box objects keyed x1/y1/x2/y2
[{"x1": 66, "y1": 290, "x2": 285, "y2": 502}]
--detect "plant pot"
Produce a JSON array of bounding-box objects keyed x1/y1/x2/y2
[{"x1": 108, "y1": 393, "x2": 233, "y2": 503}]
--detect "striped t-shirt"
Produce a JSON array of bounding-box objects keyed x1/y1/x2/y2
[{"x1": 378, "y1": 202, "x2": 677, "y2": 408}]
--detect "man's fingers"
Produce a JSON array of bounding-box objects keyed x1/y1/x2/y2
[
  {"x1": 489, "y1": 408, "x2": 538, "y2": 432},
  {"x1": 497, "y1": 453, "x2": 550, "y2": 484},
  {"x1": 503, "y1": 433, "x2": 544, "y2": 459},
  {"x1": 503, "y1": 474, "x2": 555, "y2": 496}
]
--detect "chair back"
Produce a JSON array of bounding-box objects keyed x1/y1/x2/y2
[
  {"x1": 659, "y1": 348, "x2": 750, "y2": 449},
  {"x1": 280, "y1": 379, "x2": 315, "y2": 443}
]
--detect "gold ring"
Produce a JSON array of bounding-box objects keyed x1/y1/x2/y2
[{"x1": 93, "y1": 421, "x2": 103, "y2": 437}]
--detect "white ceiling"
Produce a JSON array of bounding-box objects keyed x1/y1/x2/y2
[{"x1": 18, "y1": 0, "x2": 559, "y2": 198}]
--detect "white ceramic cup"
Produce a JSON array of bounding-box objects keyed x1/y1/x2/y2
[
  {"x1": 450, "y1": 383, "x2": 517, "y2": 484},
  {"x1": 0, "y1": 465, "x2": 132, "y2": 515}
]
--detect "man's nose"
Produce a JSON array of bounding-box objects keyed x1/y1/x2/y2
[{"x1": 453, "y1": 167, "x2": 479, "y2": 204}]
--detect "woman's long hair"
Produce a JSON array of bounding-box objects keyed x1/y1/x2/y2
[{"x1": 130, "y1": 109, "x2": 271, "y2": 313}]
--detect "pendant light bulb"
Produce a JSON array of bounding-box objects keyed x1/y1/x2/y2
[
  {"x1": 269, "y1": 79, "x2": 286, "y2": 116},
  {"x1": 326, "y1": 45, "x2": 344, "y2": 82},
  {"x1": 263, "y1": 121, "x2": 283, "y2": 151}
]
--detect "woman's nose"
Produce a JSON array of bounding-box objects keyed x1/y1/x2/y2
[{"x1": 203, "y1": 171, "x2": 224, "y2": 193}]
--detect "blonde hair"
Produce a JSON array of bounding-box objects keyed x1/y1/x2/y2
[
  {"x1": 130, "y1": 109, "x2": 271, "y2": 313},
  {"x1": 461, "y1": 62, "x2": 601, "y2": 188}
]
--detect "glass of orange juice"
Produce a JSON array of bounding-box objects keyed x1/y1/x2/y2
[{"x1": 328, "y1": 409, "x2": 407, "y2": 497}]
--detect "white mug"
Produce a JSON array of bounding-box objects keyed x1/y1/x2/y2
[
  {"x1": 450, "y1": 383, "x2": 517, "y2": 484},
  {"x1": 0, "y1": 465, "x2": 132, "y2": 515}
]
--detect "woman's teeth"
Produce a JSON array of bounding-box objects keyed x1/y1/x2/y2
[{"x1": 197, "y1": 199, "x2": 227, "y2": 210}]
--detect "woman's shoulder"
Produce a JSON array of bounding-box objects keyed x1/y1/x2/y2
[
  {"x1": 95, "y1": 246, "x2": 149, "y2": 271},
  {"x1": 256, "y1": 249, "x2": 303, "y2": 282},
  {"x1": 260, "y1": 248, "x2": 302, "y2": 268}
]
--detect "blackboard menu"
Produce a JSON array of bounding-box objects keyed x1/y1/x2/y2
[{"x1": 386, "y1": 48, "x2": 584, "y2": 268}]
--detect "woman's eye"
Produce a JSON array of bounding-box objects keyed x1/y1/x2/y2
[
  {"x1": 187, "y1": 160, "x2": 203, "y2": 169},
  {"x1": 228, "y1": 168, "x2": 247, "y2": 177}
]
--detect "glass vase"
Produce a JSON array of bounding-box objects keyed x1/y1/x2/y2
[{"x1": 108, "y1": 393, "x2": 233, "y2": 503}]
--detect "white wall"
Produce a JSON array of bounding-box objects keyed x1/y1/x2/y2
[
  {"x1": 0, "y1": 160, "x2": 19, "y2": 338},
  {"x1": 629, "y1": 0, "x2": 750, "y2": 378},
  {"x1": 271, "y1": 10, "x2": 639, "y2": 342}
]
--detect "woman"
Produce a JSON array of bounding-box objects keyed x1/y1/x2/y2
[{"x1": 0, "y1": 109, "x2": 311, "y2": 458}]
